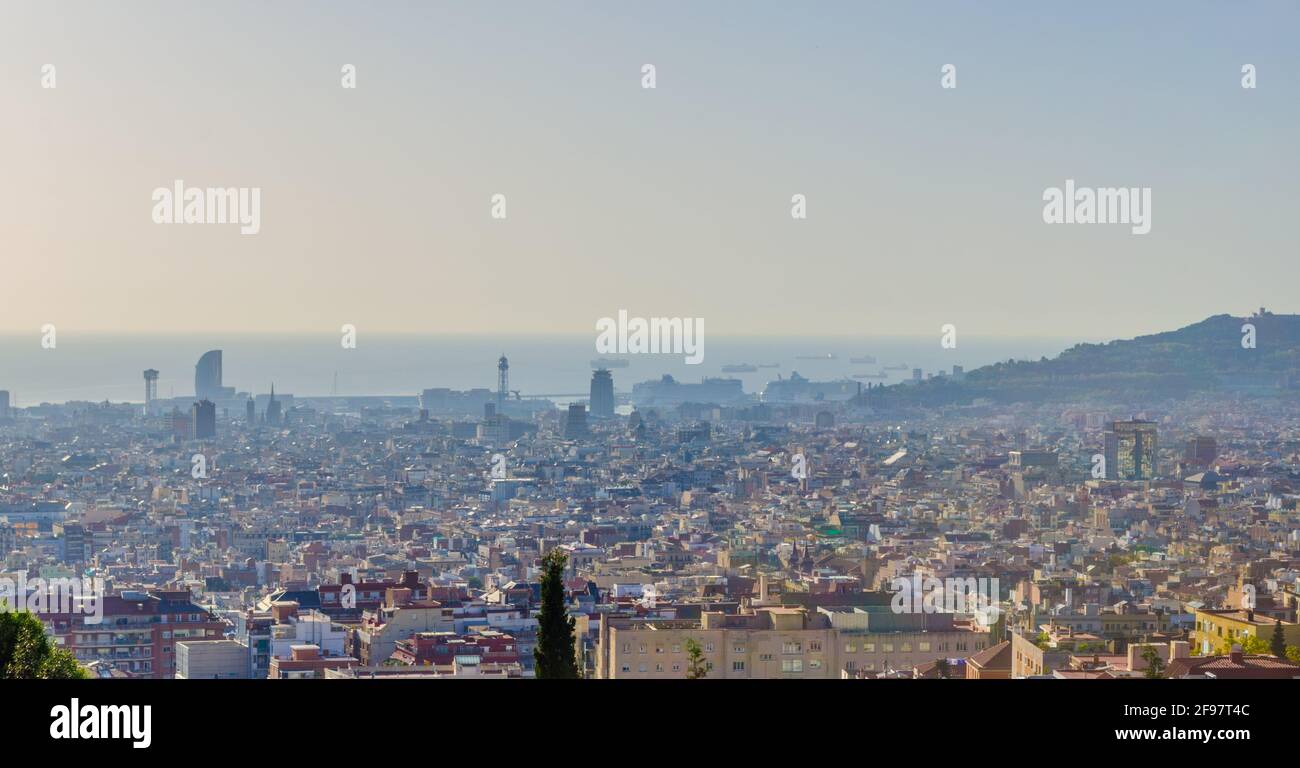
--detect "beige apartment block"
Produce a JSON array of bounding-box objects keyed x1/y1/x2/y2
[
  {"x1": 354, "y1": 598, "x2": 456, "y2": 666},
  {"x1": 598, "y1": 604, "x2": 992, "y2": 679},
  {"x1": 600, "y1": 607, "x2": 836, "y2": 679}
]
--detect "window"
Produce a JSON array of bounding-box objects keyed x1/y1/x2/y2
[
  {"x1": 733, "y1": 645, "x2": 745, "y2": 653},
  {"x1": 844, "y1": 643, "x2": 857, "y2": 654},
  {"x1": 901, "y1": 642, "x2": 912, "y2": 653},
  {"x1": 809, "y1": 659, "x2": 822, "y2": 670},
  {"x1": 919, "y1": 641, "x2": 931, "y2": 652},
  {"x1": 672, "y1": 644, "x2": 681, "y2": 653},
  {"x1": 733, "y1": 661, "x2": 745, "y2": 671},
  {"x1": 883, "y1": 643, "x2": 894, "y2": 653},
  {"x1": 782, "y1": 641, "x2": 802, "y2": 654},
  {"x1": 638, "y1": 663, "x2": 646, "y2": 673},
  {"x1": 781, "y1": 659, "x2": 803, "y2": 673},
  {"x1": 862, "y1": 643, "x2": 875, "y2": 653}
]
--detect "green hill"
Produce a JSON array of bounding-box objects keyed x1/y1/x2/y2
[{"x1": 864, "y1": 311, "x2": 1300, "y2": 407}]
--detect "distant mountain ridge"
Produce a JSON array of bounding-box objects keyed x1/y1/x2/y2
[{"x1": 867, "y1": 311, "x2": 1300, "y2": 407}]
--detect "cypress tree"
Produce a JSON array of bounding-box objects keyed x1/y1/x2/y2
[
  {"x1": 1271, "y1": 619, "x2": 1287, "y2": 659},
  {"x1": 534, "y1": 549, "x2": 579, "y2": 679}
]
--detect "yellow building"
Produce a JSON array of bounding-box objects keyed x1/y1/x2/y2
[{"x1": 1192, "y1": 609, "x2": 1300, "y2": 655}]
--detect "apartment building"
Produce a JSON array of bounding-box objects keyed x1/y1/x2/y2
[
  {"x1": 175, "y1": 639, "x2": 251, "y2": 679},
  {"x1": 352, "y1": 591, "x2": 456, "y2": 665},
  {"x1": 597, "y1": 602, "x2": 991, "y2": 679},
  {"x1": 268, "y1": 644, "x2": 358, "y2": 679},
  {"x1": 39, "y1": 590, "x2": 226, "y2": 679},
  {"x1": 1192, "y1": 608, "x2": 1300, "y2": 656}
]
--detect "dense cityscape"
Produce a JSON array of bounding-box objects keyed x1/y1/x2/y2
[
  {"x1": 6, "y1": 1, "x2": 1297, "y2": 752},
  {"x1": 4, "y1": 332, "x2": 1300, "y2": 682}
]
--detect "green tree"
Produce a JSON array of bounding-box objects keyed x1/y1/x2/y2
[
  {"x1": 1285, "y1": 645, "x2": 1300, "y2": 665},
  {"x1": 1220, "y1": 634, "x2": 1270, "y2": 656},
  {"x1": 935, "y1": 658, "x2": 951, "y2": 679},
  {"x1": 685, "y1": 638, "x2": 708, "y2": 679},
  {"x1": 1140, "y1": 646, "x2": 1165, "y2": 679},
  {"x1": 533, "y1": 549, "x2": 579, "y2": 679},
  {"x1": 1243, "y1": 634, "x2": 1271, "y2": 655},
  {"x1": 1271, "y1": 619, "x2": 1287, "y2": 659},
  {"x1": 0, "y1": 604, "x2": 87, "y2": 679}
]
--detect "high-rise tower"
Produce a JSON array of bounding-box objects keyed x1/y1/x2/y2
[
  {"x1": 195, "y1": 350, "x2": 223, "y2": 400},
  {"x1": 590, "y1": 369, "x2": 614, "y2": 419},
  {"x1": 143, "y1": 369, "x2": 159, "y2": 416},
  {"x1": 1104, "y1": 419, "x2": 1158, "y2": 480},
  {"x1": 192, "y1": 399, "x2": 216, "y2": 439},
  {"x1": 497, "y1": 355, "x2": 509, "y2": 412}
]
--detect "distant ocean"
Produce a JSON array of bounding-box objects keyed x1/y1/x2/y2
[{"x1": 0, "y1": 334, "x2": 1094, "y2": 406}]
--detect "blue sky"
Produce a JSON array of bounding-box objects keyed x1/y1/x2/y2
[{"x1": 2, "y1": 1, "x2": 1297, "y2": 338}]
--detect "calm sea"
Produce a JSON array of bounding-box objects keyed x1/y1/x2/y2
[{"x1": 0, "y1": 333, "x2": 1090, "y2": 406}]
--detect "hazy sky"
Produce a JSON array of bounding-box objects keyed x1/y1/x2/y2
[{"x1": 2, "y1": 1, "x2": 1297, "y2": 339}]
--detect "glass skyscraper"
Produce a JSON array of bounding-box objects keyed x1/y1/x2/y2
[{"x1": 1104, "y1": 420, "x2": 1158, "y2": 480}]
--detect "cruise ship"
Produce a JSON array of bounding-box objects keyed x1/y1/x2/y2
[
  {"x1": 761, "y1": 371, "x2": 859, "y2": 403},
  {"x1": 631, "y1": 375, "x2": 747, "y2": 407}
]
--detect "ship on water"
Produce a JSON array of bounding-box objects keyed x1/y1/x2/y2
[
  {"x1": 631, "y1": 375, "x2": 747, "y2": 407},
  {"x1": 849, "y1": 355, "x2": 877, "y2": 364},
  {"x1": 883, "y1": 362, "x2": 909, "y2": 370},
  {"x1": 853, "y1": 371, "x2": 889, "y2": 379},
  {"x1": 591, "y1": 357, "x2": 631, "y2": 369},
  {"x1": 757, "y1": 362, "x2": 780, "y2": 368},
  {"x1": 721, "y1": 363, "x2": 758, "y2": 373},
  {"x1": 795, "y1": 353, "x2": 837, "y2": 360},
  {"x1": 761, "y1": 371, "x2": 858, "y2": 403}
]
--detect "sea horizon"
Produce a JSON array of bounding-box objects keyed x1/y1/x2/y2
[{"x1": 0, "y1": 332, "x2": 1096, "y2": 406}]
